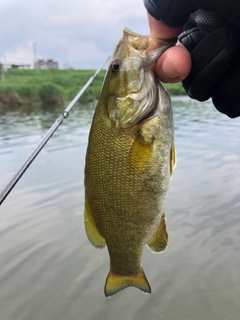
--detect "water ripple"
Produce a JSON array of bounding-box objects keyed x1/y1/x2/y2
[{"x1": 1, "y1": 98, "x2": 240, "y2": 320}]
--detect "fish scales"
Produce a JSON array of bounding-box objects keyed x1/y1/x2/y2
[{"x1": 84, "y1": 28, "x2": 176, "y2": 296}]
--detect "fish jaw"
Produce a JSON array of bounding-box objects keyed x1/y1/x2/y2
[{"x1": 107, "y1": 28, "x2": 175, "y2": 129}]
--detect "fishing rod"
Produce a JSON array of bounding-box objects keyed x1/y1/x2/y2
[{"x1": 0, "y1": 56, "x2": 110, "y2": 206}]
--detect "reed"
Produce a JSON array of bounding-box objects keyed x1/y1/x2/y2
[
  {"x1": 0, "y1": 84, "x2": 22, "y2": 106},
  {"x1": 38, "y1": 83, "x2": 65, "y2": 104}
]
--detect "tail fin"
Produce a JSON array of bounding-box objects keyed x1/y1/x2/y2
[{"x1": 104, "y1": 267, "x2": 151, "y2": 297}]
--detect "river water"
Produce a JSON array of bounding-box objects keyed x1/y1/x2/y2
[{"x1": 0, "y1": 97, "x2": 239, "y2": 320}]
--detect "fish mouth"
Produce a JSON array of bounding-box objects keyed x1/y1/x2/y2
[
  {"x1": 117, "y1": 29, "x2": 175, "y2": 128},
  {"x1": 123, "y1": 27, "x2": 176, "y2": 56}
]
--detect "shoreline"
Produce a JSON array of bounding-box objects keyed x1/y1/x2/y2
[{"x1": 0, "y1": 69, "x2": 185, "y2": 107}]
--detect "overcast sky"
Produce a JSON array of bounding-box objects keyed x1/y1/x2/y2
[{"x1": 0, "y1": 0, "x2": 149, "y2": 69}]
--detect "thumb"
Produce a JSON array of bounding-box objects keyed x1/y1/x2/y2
[
  {"x1": 147, "y1": 13, "x2": 182, "y2": 39},
  {"x1": 147, "y1": 13, "x2": 191, "y2": 83}
]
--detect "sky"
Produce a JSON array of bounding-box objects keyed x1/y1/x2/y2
[{"x1": 0, "y1": 0, "x2": 149, "y2": 69}]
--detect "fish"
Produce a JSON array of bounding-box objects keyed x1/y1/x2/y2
[{"x1": 84, "y1": 28, "x2": 176, "y2": 297}]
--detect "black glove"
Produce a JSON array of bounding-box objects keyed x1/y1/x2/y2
[
  {"x1": 179, "y1": 9, "x2": 240, "y2": 118},
  {"x1": 144, "y1": 0, "x2": 240, "y2": 118}
]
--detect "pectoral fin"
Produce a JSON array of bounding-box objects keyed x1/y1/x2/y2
[
  {"x1": 170, "y1": 142, "x2": 177, "y2": 178},
  {"x1": 84, "y1": 198, "x2": 106, "y2": 248},
  {"x1": 147, "y1": 213, "x2": 168, "y2": 253}
]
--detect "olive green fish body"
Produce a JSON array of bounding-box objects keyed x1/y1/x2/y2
[{"x1": 84, "y1": 28, "x2": 176, "y2": 296}]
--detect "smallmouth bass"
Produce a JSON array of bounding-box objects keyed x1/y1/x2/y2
[{"x1": 84, "y1": 28, "x2": 176, "y2": 297}]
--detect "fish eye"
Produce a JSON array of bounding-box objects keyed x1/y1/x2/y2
[{"x1": 111, "y1": 59, "x2": 121, "y2": 72}]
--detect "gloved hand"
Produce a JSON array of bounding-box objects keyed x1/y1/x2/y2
[
  {"x1": 179, "y1": 9, "x2": 240, "y2": 118},
  {"x1": 144, "y1": 0, "x2": 240, "y2": 118}
]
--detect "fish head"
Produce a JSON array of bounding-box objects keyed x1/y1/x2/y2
[{"x1": 106, "y1": 27, "x2": 176, "y2": 128}]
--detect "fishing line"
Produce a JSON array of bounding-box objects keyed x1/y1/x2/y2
[{"x1": 0, "y1": 57, "x2": 110, "y2": 206}]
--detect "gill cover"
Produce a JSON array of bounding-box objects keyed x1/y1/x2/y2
[{"x1": 107, "y1": 28, "x2": 174, "y2": 128}]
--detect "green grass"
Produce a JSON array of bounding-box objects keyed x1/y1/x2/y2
[
  {"x1": 164, "y1": 82, "x2": 185, "y2": 95},
  {"x1": 0, "y1": 68, "x2": 185, "y2": 106},
  {"x1": 38, "y1": 83, "x2": 65, "y2": 104},
  {"x1": 0, "y1": 69, "x2": 106, "y2": 105},
  {"x1": 0, "y1": 84, "x2": 23, "y2": 105}
]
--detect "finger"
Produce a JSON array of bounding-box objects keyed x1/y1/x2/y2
[
  {"x1": 147, "y1": 12, "x2": 191, "y2": 82},
  {"x1": 155, "y1": 44, "x2": 192, "y2": 83},
  {"x1": 147, "y1": 12, "x2": 182, "y2": 39}
]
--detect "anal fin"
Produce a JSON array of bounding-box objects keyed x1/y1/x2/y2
[
  {"x1": 84, "y1": 198, "x2": 106, "y2": 248},
  {"x1": 147, "y1": 213, "x2": 168, "y2": 253}
]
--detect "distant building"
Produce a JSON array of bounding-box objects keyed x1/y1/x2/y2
[{"x1": 34, "y1": 59, "x2": 58, "y2": 69}]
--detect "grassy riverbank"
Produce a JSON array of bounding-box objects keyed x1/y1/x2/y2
[{"x1": 0, "y1": 69, "x2": 185, "y2": 106}]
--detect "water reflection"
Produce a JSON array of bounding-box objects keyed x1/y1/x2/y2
[{"x1": 0, "y1": 97, "x2": 240, "y2": 320}]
